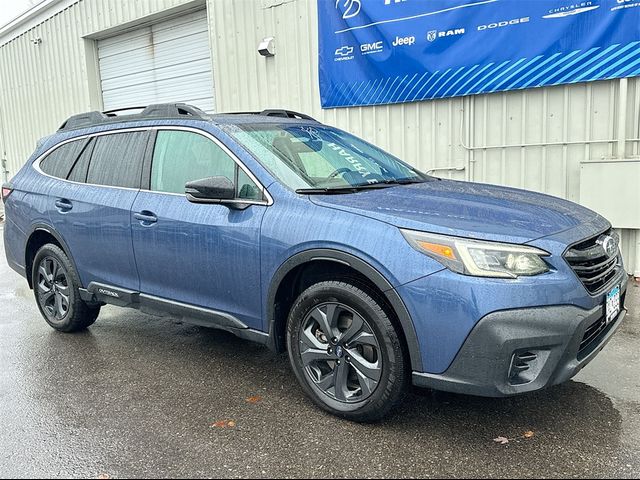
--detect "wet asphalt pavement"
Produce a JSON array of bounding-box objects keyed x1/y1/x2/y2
[{"x1": 1, "y1": 225, "x2": 639, "y2": 479}]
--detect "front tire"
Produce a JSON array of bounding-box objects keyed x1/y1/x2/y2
[
  {"x1": 32, "y1": 244, "x2": 100, "y2": 332},
  {"x1": 287, "y1": 280, "x2": 407, "y2": 422}
]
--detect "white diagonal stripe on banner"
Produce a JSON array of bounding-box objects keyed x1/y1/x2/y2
[
  {"x1": 421, "y1": 68, "x2": 452, "y2": 99},
  {"x1": 362, "y1": 78, "x2": 383, "y2": 105},
  {"x1": 453, "y1": 63, "x2": 496, "y2": 96},
  {"x1": 352, "y1": 80, "x2": 370, "y2": 103},
  {"x1": 505, "y1": 53, "x2": 563, "y2": 90},
  {"x1": 573, "y1": 41, "x2": 640, "y2": 82},
  {"x1": 591, "y1": 45, "x2": 640, "y2": 81},
  {"x1": 521, "y1": 50, "x2": 581, "y2": 89},
  {"x1": 554, "y1": 44, "x2": 621, "y2": 84},
  {"x1": 609, "y1": 54, "x2": 640, "y2": 79},
  {"x1": 441, "y1": 65, "x2": 480, "y2": 98},
  {"x1": 431, "y1": 66, "x2": 466, "y2": 99},
  {"x1": 539, "y1": 47, "x2": 600, "y2": 85},
  {"x1": 390, "y1": 73, "x2": 426, "y2": 102},
  {"x1": 490, "y1": 56, "x2": 543, "y2": 92},
  {"x1": 463, "y1": 60, "x2": 511, "y2": 96},
  {"x1": 477, "y1": 58, "x2": 527, "y2": 93},
  {"x1": 403, "y1": 71, "x2": 430, "y2": 102},
  {"x1": 376, "y1": 76, "x2": 401, "y2": 104},
  {"x1": 409, "y1": 71, "x2": 439, "y2": 102},
  {"x1": 373, "y1": 77, "x2": 393, "y2": 104}
]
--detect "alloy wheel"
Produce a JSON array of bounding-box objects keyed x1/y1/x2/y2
[
  {"x1": 299, "y1": 302, "x2": 382, "y2": 403},
  {"x1": 36, "y1": 256, "x2": 71, "y2": 322}
]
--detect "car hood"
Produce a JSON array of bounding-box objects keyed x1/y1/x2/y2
[{"x1": 309, "y1": 180, "x2": 603, "y2": 243}]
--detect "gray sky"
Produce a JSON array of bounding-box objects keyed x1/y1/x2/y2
[{"x1": 0, "y1": 0, "x2": 45, "y2": 29}]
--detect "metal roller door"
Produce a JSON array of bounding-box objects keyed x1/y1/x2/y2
[{"x1": 98, "y1": 10, "x2": 215, "y2": 113}]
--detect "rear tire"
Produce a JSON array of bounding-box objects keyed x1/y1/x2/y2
[
  {"x1": 287, "y1": 280, "x2": 406, "y2": 422},
  {"x1": 32, "y1": 244, "x2": 100, "y2": 332}
]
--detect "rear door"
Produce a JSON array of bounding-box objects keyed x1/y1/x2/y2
[
  {"x1": 130, "y1": 127, "x2": 268, "y2": 330},
  {"x1": 45, "y1": 129, "x2": 150, "y2": 290}
]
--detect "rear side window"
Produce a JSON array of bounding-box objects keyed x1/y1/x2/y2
[
  {"x1": 68, "y1": 138, "x2": 95, "y2": 183},
  {"x1": 40, "y1": 140, "x2": 86, "y2": 179},
  {"x1": 86, "y1": 132, "x2": 147, "y2": 188}
]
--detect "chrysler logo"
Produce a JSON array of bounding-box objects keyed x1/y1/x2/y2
[{"x1": 597, "y1": 234, "x2": 619, "y2": 258}]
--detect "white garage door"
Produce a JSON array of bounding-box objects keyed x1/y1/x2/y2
[{"x1": 98, "y1": 10, "x2": 216, "y2": 113}]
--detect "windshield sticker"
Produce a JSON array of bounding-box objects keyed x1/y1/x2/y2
[{"x1": 326, "y1": 142, "x2": 377, "y2": 183}]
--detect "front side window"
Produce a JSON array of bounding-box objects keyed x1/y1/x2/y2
[
  {"x1": 150, "y1": 130, "x2": 262, "y2": 200},
  {"x1": 86, "y1": 132, "x2": 147, "y2": 188},
  {"x1": 227, "y1": 124, "x2": 431, "y2": 192}
]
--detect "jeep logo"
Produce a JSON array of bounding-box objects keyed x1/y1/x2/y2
[{"x1": 392, "y1": 35, "x2": 416, "y2": 47}]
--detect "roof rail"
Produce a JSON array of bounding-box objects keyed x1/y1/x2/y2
[
  {"x1": 221, "y1": 110, "x2": 318, "y2": 122},
  {"x1": 58, "y1": 103, "x2": 210, "y2": 132},
  {"x1": 58, "y1": 111, "x2": 109, "y2": 131},
  {"x1": 259, "y1": 109, "x2": 317, "y2": 121}
]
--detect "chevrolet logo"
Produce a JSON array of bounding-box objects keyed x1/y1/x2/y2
[{"x1": 335, "y1": 46, "x2": 354, "y2": 56}]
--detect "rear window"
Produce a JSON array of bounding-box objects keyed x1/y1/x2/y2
[
  {"x1": 40, "y1": 139, "x2": 86, "y2": 179},
  {"x1": 86, "y1": 132, "x2": 147, "y2": 188}
]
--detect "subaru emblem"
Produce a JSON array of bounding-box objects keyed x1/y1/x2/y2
[{"x1": 597, "y1": 234, "x2": 618, "y2": 258}]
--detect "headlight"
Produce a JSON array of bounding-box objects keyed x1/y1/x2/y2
[{"x1": 401, "y1": 229, "x2": 550, "y2": 278}]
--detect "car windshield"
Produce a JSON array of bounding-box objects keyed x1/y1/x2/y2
[{"x1": 227, "y1": 123, "x2": 431, "y2": 192}]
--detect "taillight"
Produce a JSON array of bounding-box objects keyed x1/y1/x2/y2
[{"x1": 1, "y1": 184, "x2": 12, "y2": 202}]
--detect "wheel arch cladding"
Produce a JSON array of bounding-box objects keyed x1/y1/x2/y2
[
  {"x1": 267, "y1": 249, "x2": 423, "y2": 372},
  {"x1": 25, "y1": 225, "x2": 77, "y2": 289}
]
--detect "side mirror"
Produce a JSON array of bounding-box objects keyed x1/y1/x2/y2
[{"x1": 185, "y1": 176, "x2": 235, "y2": 204}]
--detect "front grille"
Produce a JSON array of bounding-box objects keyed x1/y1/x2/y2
[{"x1": 564, "y1": 230, "x2": 619, "y2": 294}]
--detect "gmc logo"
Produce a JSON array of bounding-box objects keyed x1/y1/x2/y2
[{"x1": 360, "y1": 42, "x2": 384, "y2": 54}]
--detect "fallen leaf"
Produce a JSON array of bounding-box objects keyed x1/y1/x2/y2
[
  {"x1": 97, "y1": 475, "x2": 110, "y2": 480},
  {"x1": 211, "y1": 420, "x2": 236, "y2": 428},
  {"x1": 493, "y1": 436, "x2": 509, "y2": 445},
  {"x1": 246, "y1": 396, "x2": 263, "y2": 404},
  {"x1": 523, "y1": 430, "x2": 535, "y2": 439}
]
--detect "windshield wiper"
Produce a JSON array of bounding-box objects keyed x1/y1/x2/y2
[
  {"x1": 296, "y1": 179, "x2": 429, "y2": 195},
  {"x1": 296, "y1": 183, "x2": 395, "y2": 194},
  {"x1": 379, "y1": 178, "x2": 426, "y2": 185}
]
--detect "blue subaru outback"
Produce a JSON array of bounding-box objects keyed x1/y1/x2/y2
[{"x1": 2, "y1": 104, "x2": 628, "y2": 421}]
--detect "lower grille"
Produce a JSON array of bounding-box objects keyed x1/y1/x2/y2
[
  {"x1": 579, "y1": 316, "x2": 607, "y2": 353},
  {"x1": 564, "y1": 230, "x2": 620, "y2": 294},
  {"x1": 577, "y1": 292, "x2": 625, "y2": 360}
]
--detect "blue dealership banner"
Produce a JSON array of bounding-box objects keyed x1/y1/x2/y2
[{"x1": 318, "y1": 0, "x2": 640, "y2": 108}]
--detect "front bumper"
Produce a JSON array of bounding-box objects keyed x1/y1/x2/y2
[{"x1": 412, "y1": 279, "x2": 628, "y2": 397}]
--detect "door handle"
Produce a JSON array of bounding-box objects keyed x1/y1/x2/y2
[
  {"x1": 55, "y1": 199, "x2": 73, "y2": 212},
  {"x1": 134, "y1": 211, "x2": 158, "y2": 225}
]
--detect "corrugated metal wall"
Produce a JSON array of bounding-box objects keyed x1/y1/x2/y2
[
  {"x1": 208, "y1": 0, "x2": 640, "y2": 275},
  {"x1": 0, "y1": 0, "x2": 638, "y2": 274},
  {"x1": 0, "y1": 0, "x2": 198, "y2": 177}
]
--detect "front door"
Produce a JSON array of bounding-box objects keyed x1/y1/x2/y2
[{"x1": 130, "y1": 128, "x2": 268, "y2": 330}]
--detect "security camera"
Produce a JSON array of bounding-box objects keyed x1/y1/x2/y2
[{"x1": 258, "y1": 37, "x2": 275, "y2": 57}]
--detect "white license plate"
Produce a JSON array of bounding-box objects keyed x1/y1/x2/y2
[{"x1": 605, "y1": 285, "x2": 620, "y2": 324}]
